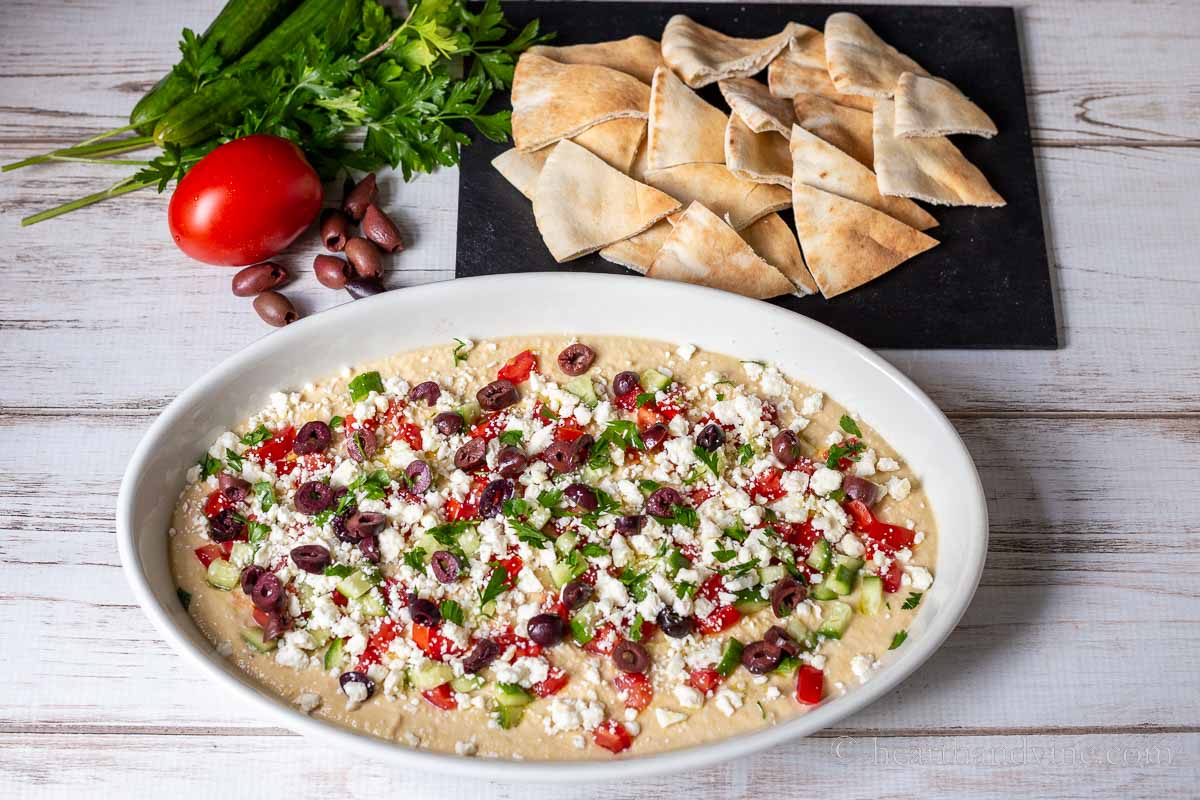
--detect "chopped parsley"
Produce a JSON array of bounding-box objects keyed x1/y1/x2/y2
[
  {"x1": 537, "y1": 488, "x2": 563, "y2": 509},
  {"x1": 348, "y1": 371, "x2": 385, "y2": 403},
  {"x1": 349, "y1": 468, "x2": 391, "y2": 500},
  {"x1": 199, "y1": 453, "x2": 222, "y2": 479},
  {"x1": 253, "y1": 481, "x2": 275, "y2": 511},
  {"x1": 224, "y1": 448, "x2": 244, "y2": 473},
  {"x1": 324, "y1": 564, "x2": 355, "y2": 579},
  {"x1": 403, "y1": 547, "x2": 427, "y2": 571},
  {"x1": 638, "y1": 479, "x2": 661, "y2": 495},
  {"x1": 329, "y1": 415, "x2": 344, "y2": 430},
  {"x1": 580, "y1": 542, "x2": 608, "y2": 558},
  {"x1": 427, "y1": 520, "x2": 476, "y2": 547},
  {"x1": 723, "y1": 520, "x2": 748, "y2": 542},
  {"x1": 508, "y1": 517, "x2": 552, "y2": 549},
  {"x1": 628, "y1": 614, "x2": 645, "y2": 641},
  {"x1": 828, "y1": 488, "x2": 846, "y2": 502},
  {"x1": 655, "y1": 504, "x2": 698, "y2": 529},
  {"x1": 618, "y1": 568, "x2": 652, "y2": 602},
  {"x1": 498, "y1": 429, "x2": 524, "y2": 447},
  {"x1": 693, "y1": 445, "x2": 720, "y2": 476},
  {"x1": 839, "y1": 415, "x2": 863, "y2": 438},
  {"x1": 713, "y1": 548, "x2": 737, "y2": 563},
  {"x1": 440, "y1": 599, "x2": 465, "y2": 626},
  {"x1": 901, "y1": 592, "x2": 923, "y2": 610},
  {"x1": 479, "y1": 565, "x2": 510, "y2": 607},
  {"x1": 635, "y1": 392, "x2": 655, "y2": 407},
  {"x1": 889, "y1": 630, "x2": 908, "y2": 650},
  {"x1": 674, "y1": 581, "x2": 697, "y2": 599},
  {"x1": 452, "y1": 338, "x2": 470, "y2": 366},
  {"x1": 825, "y1": 439, "x2": 866, "y2": 469},
  {"x1": 239, "y1": 425, "x2": 272, "y2": 446},
  {"x1": 738, "y1": 443, "x2": 755, "y2": 465},
  {"x1": 247, "y1": 521, "x2": 270, "y2": 546}
]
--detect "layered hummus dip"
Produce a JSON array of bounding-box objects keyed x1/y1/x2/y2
[{"x1": 170, "y1": 335, "x2": 936, "y2": 759}]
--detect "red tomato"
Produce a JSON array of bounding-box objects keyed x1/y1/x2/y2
[
  {"x1": 882, "y1": 560, "x2": 904, "y2": 594},
  {"x1": 469, "y1": 412, "x2": 509, "y2": 442},
  {"x1": 796, "y1": 665, "x2": 824, "y2": 705},
  {"x1": 168, "y1": 135, "x2": 322, "y2": 266},
  {"x1": 613, "y1": 672, "x2": 653, "y2": 710},
  {"x1": 396, "y1": 421, "x2": 424, "y2": 451},
  {"x1": 246, "y1": 426, "x2": 297, "y2": 475},
  {"x1": 613, "y1": 389, "x2": 640, "y2": 412},
  {"x1": 497, "y1": 349, "x2": 538, "y2": 383},
  {"x1": 751, "y1": 467, "x2": 787, "y2": 503},
  {"x1": 357, "y1": 619, "x2": 399, "y2": 670},
  {"x1": 193, "y1": 543, "x2": 225, "y2": 567},
  {"x1": 491, "y1": 556, "x2": 524, "y2": 590},
  {"x1": 695, "y1": 605, "x2": 741, "y2": 635},
  {"x1": 492, "y1": 627, "x2": 543, "y2": 659},
  {"x1": 531, "y1": 666, "x2": 570, "y2": 698},
  {"x1": 593, "y1": 719, "x2": 633, "y2": 753},
  {"x1": 636, "y1": 404, "x2": 666, "y2": 430},
  {"x1": 688, "y1": 668, "x2": 722, "y2": 694},
  {"x1": 846, "y1": 499, "x2": 916, "y2": 554},
  {"x1": 411, "y1": 623, "x2": 466, "y2": 661},
  {"x1": 421, "y1": 683, "x2": 458, "y2": 710},
  {"x1": 203, "y1": 490, "x2": 233, "y2": 518},
  {"x1": 583, "y1": 622, "x2": 620, "y2": 656},
  {"x1": 553, "y1": 417, "x2": 586, "y2": 442}
]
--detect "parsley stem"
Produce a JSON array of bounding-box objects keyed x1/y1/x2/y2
[
  {"x1": 43, "y1": 156, "x2": 152, "y2": 166},
  {"x1": 74, "y1": 121, "x2": 145, "y2": 148},
  {"x1": 21, "y1": 175, "x2": 155, "y2": 227},
  {"x1": 3, "y1": 135, "x2": 156, "y2": 172}
]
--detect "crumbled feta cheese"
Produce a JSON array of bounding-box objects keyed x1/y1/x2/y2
[
  {"x1": 655, "y1": 708, "x2": 688, "y2": 728},
  {"x1": 877, "y1": 456, "x2": 901, "y2": 472},
  {"x1": 809, "y1": 467, "x2": 843, "y2": 496},
  {"x1": 886, "y1": 477, "x2": 911, "y2": 501}
]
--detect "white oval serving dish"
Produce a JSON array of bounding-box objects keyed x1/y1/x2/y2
[{"x1": 117, "y1": 272, "x2": 987, "y2": 781}]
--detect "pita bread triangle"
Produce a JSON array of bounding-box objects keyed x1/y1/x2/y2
[
  {"x1": 894, "y1": 72, "x2": 998, "y2": 138},
  {"x1": 642, "y1": 162, "x2": 791, "y2": 230},
  {"x1": 647, "y1": 66, "x2": 729, "y2": 170},
  {"x1": 647, "y1": 202, "x2": 795, "y2": 298},
  {"x1": 725, "y1": 114, "x2": 791, "y2": 188},
  {"x1": 767, "y1": 34, "x2": 875, "y2": 112},
  {"x1": 662, "y1": 15, "x2": 809, "y2": 88},
  {"x1": 492, "y1": 118, "x2": 647, "y2": 200},
  {"x1": 789, "y1": 124, "x2": 937, "y2": 230},
  {"x1": 512, "y1": 54, "x2": 650, "y2": 151},
  {"x1": 528, "y1": 35, "x2": 664, "y2": 84},
  {"x1": 873, "y1": 99, "x2": 1006, "y2": 207},
  {"x1": 598, "y1": 220, "x2": 673, "y2": 274},
  {"x1": 825, "y1": 12, "x2": 929, "y2": 98},
  {"x1": 738, "y1": 213, "x2": 818, "y2": 295},
  {"x1": 532, "y1": 140, "x2": 681, "y2": 262},
  {"x1": 792, "y1": 92, "x2": 874, "y2": 168},
  {"x1": 717, "y1": 77, "x2": 795, "y2": 138},
  {"x1": 791, "y1": 183, "x2": 938, "y2": 298}
]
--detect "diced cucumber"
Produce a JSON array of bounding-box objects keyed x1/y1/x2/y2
[
  {"x1": 458, "y1": 528, "x2": 480, "y2": 558},
  {"x1": 494, "y1": 683, "x2": 534, "y2": 707},
  {"x1": 817, "y1": 600, "x2": 854, "y2": 639},
  {"x1": 733, "y1": 598, "x2": 769, "y2": 615},
  {"x1": 352, "y1": 591, "x2": 386, "y2": 617},
  {"x1": 240, "y1": 626, "x2": 276, "y2": 653},
  {"x1": 773, "y1": 655, "x2": 801, "y2": 676},
  {"x1": 809, "y1": 583, "x2": 839, "y2": 601},
  {"x1": 206, "y1": 558, "x2": 240, "y2": 591},
  {"x1": 640, "y1": 368, "x2": 671, "y2": 393},
  {"x1": 821, "y1": 556, "x2": 864, "y2": 597},
  {"x1": 296, "y1": 582, "x2": 317, "y2": 612},
  {"x1": 555, "y1": 531, "x2": 579, "y2": 556},
  {"x1": 549, "y1": 561, "x2": 576, "y2": 589},
  {"x1": 582, "y1": 464, "x2": 610, "y2": 483},
  {"x1": 337, "y1": 569, "x2": 377, "y2": 600},
  {"x1": 415, "y1": 533, "x2": 439, "y2": 554},
  {"x1": 570, "y1": 611, "x2": 595, "y2": 645},
  {"x1": 496, "y1": 705, "x2": 524, "y2": 729},
  {"x1": 229, "y1": 541, "x2": 254, "y2": 568},
  {"x1": 564, "y1": 375, "x2": 599, "y2": 408},
  {"x1": 323, "y1": 638, "x2": 345, "y2": 671},
  {"x1": 715, "y1": 638, "x2": 744, "y2": 677},
  {"x1": 451, "y1": 674, "x2": 484, "y2": 693},
  {"x1": 806, "y1": 538, "x2": 832, "y2": 571},
  {"x1": 859, "y1": 575, "x2": 884, "y2": 616},
  {"x1": 836, "y1": 555, "x2": 865, "y2": 572},
  {"x1": 305, "y1": 627, "x2": 331, "y2": 649},
  {"x1": 456, "y1": 401, "x2": 482, "y2": 425},
  {"x1": 410, "y1": 661, "x2": 455, "y2": 691},
  {"x1": 784, "y1": 618, "x2": 817, "y2": 651},
  {"x1": 760, "y1": 564, "x2": 787, "y2": 585}
]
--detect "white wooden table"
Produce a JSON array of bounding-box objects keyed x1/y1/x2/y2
[{"x1": 2, "y1": 0, "x2": 1198, "y2": 797}]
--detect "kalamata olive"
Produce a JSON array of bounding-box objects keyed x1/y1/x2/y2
[
  {"x1": 344, "y1": 510, "x2": 386, "y2": 539},
  {"x1": 564, "y1": 482, "x2": 598, "y2": 511},
  {"x1": 613, "y1": 639, "x2": 651, "y2": 674},
  {"x1": 770, "y1": 577, "x2": 806, "y2": 618},
  {"x1": 358, "y1": 534, "x2": 380, "y2": 564},
  {"x1": 656, "y1": 608, "x2": 694, "y2": 638},
  {"x1": 331, "y1": 508, "x2": 359, "y2": 543},
  {"x1": 527, "y1": 613, "x2": 566, "y2": 646},
  {"x1": 408, "y1": 597, "x2": 440, "y2": 627},
  {"x1": 741, "y1": 640, "x2": 783, "y2": 674},
  {"x1": 433, "y1": 412, "x2": 464, "y2": 435},
  {"x1": 613, "y1": 370, "x2": 641, "y2": 396},
  {"x1": 556, "y1": 343, "x2": 596, "y2": 376},
  {"x1": 430, "y1": 550, "x2": 460, "y2": 583},
  {"x1": 345, "y1": 237, "x2": 383, "y2": 279},
  {"x1": 294, "y1": 480, "x2": 334, "y2": 514},
  {"x1": 772, "y1": 429, "x2": 801, "y2": 466},
  {"x1": 250, "y1": 572, "x2": 284, "y2": 611},
  {"x1": 477, "y1": 379, "x2": 518, "y2": 411},
  {"x1": 696, "y1": 423, "x2": 725, "y2": 451},
  {"x1": 409, "y1": 380, "x2": 441, "y2": 406},
  {"x1": 543, "y1": 441, "x2": 575, "y2": 473},
  {"x1": 253, "y1": 290, "x2": 297, "y2": 327},
  {"x1": 232, "y1": 262, "x2": 288, "y2": 297},
  {"x1": 345, "y1": 276, "x2": 385, "y2": 299},
  {"x1": 320, "y1": 209, "x2": 352, "y2": 252},
  {"x1": 454, "y1": 437, "x2": 487, "y2": 471},
  {"x1": 293, "y1": 420, "x2": 332, "y2": 455},
  {"x1": 463, "y1": 638, "x2": 500, "y2": 674},
  {"x1": 339, "y1": 670, "x2": 375, "y2": 699},
  {"x1": 571, "y1": 433, "x2": 595, "y2": 463},
  {"x1": 405, "y1": 459, "x2": 432, "y2": 493},
  {"x1": 314, "y1": 254, "x2": 352, "y2": 289},
  {"x1": 641, "y1": 423, "x2": 669, "y2": 451},
  {"x1": 346, "y1": 427, "x2": 378, "y2": 462},
  {"x1": 496, "y1": 445, "x2": 527, "y2": 478},
  {"x1": 478, "y1": 479, "x2": 513, "y2": 518},
  {"x1": 240, "y1": 565, "x2": 265, "y2": 596},
  {"x1": 361, "y1": 203, "x2": 404, "y2": 253},
  {"x1": 843, "y1": 475, "x2": 884, "y2": 506},
  {"x1": 645, "y1": 487, "x2": 684, "y2": 517},
  {"x1": 208, "y1": 508, "x2": 245, "y2": 542},
  {"x1": 289, "y1": 544, "x2": 331, "y2": 574},
  {"x1": 262, "y1": 610, "x2": 288, "y2": 642},
  {"x1": 614, "y1": 515, "x2": 645, "y2": 534},
  {"x1": 561, "y1": 580, "x2": 592, "y2": 611},
  {"x1": 763, "y1": 625, "x2": 801, "y2": 657},
  {"x1": 218, "y1": 472, "x2": 250, "y2": 503},
  {"x1": 343, "y1": 173, "x2": 377, "y2": 220}
]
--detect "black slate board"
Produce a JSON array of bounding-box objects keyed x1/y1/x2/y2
[{"x1": 455, "y1": 2, "x2": 1057, "y2": 349}]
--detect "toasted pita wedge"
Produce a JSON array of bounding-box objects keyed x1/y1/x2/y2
[
  {"x1": 873, "y1": 99, "x2": 1005, "y2": 206},
  {"x1": 662, "y1": 15, "x2": 809, "y2": 88},
  {"x1": 492, "y1": 148, "x2": 550, "y2": 200},
  {"x1": 792, "y1": 183, "x2": 938, "y2": 298},
  {"x1": 492, "y1": 118, "x2": 648, "y2": 200},
  {"x1": 825, "y1": 12, "x2": 928, "y2": 98},
  {"x1": 642, "y1": 163, "x2": 791, "y2": 230},
  {"x1": 648, "y1": 202, "x2": 794, "y2": 298},
  {"x1": 647, "y1": 67, "x2": 728, "y2": 170},
  {"x1": 528, "y1": 35, "x2": 664, "y2": 84},
  {"x1": 512, "y1": 54, "x2": 650, "y2": 151},
  {"x1": 767, "y1": 36, "x2": 874, "y2": 112},
  {"x1": 599, "y1": 220, "x2": 673, "y2": 274},
  {"x1": 717, "y1": 77, "x2": 795, "y2": 138},
  {"x1": 894, "y1": 72, "x2": 997, "y2": 138},
  {"x1": 533, "y1": 141, "x2": 681, "y2": 262},
  {"x1": 792, "y1": 93, "x2": 874, "y2": 168},
  {"x1": 739, "y1": 213, "x2": 818, "y2": 295},
  {"x1": 725, "y1": 115, "x2": 791, "y2": 188},
  {"x1": 789, "y1": 124, "x2": 936, "y2": 230}
]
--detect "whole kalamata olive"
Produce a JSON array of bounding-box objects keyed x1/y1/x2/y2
[
  {"x1": 454, "y1": 437, "x2": 487, "y2": 471},
  {"x1": 645, "y1": 487, "x2": 683, "y2": 517},
  {"x1": 843, "y1": 475, "x2": 883, "y2": 506},
  {"x1": 253, "y1": 290, "x2": 298, "y2": 327},
  {"x1": 527, "y1": 613, "x2": 566, "y2": 646},
  {"x1": 293, "y1": 420, "x2": 332, "y2": 455},
  {"x1": 346, "y1": 427, "x2": 378, "y2": 462},
  {"x1": 290, "y1": 544, "x2": 330, "y2": 574},
  {"x1": 557, "y1": 343, "x2": 596, "y2": 376},
  {"x1": 741, "y1": 640, "x2": 782, "y2": 674},
  {"x1": 613, "y1": 370, "x2": 641, "y2": 396},
  {"x1": 614, "y1": 515, "x2": 644, "y2": 534},
  {"x1": 409, "y1": 381, "x2": 441, "y2": 406},
  {"x1": 561, "y1": 580, "x2": 592, "y2": 611},
  {"x1": 232, "y1": 262, "x2": 288, "y2": 297},
  {"x1": 408, "y1": 597, "x2": 440, "y2": 627},
  {"x1": 772, "y1": 429, "x2": 801, "y2": 466},
  {"x1": 361, "y1": 203, "x2": 404, "y2": 253},
  {"x1": 478, "y1": 479, "x2": 513, "y2": 518},
  {"x1": 433, "y1": 412, "x2": 464, "y2": 436},
  {"x1": 613, "y1": 640, "x2": 651, "y2": 674},
  {"x1": 294, "y1": 480, "x2": 334, "y2": 514},
  {"x1": 320, "y1": 209, "x2": 352, "y2": 252},
  {"x1": 339, "y1": 670, "x2": 375, "y2": 699},
  {"x1": 405, "y1": 459, "x2": 432, "y2": 493},
  {"x1": 314, "y1": 254, "x2": 352, "y2": 289},
  {"x1": 345, "y1": 237, "x2": 383, "y2": 279},
  {"x1": 696, "y1": 423, "x2": 725, "y2": 451},
  {"x1": 641, "y1": 423, "x2": 669, "y2": 451},
  {"x1": 250, "y1": 571, "x2": 284, "y2": 611},
  {"x1": 496, "y1": 445, "x2": 528, "y2": 478},
  {"x1": 430, "y1": 550, "x2": 460, "y2": 583},
  {"x1": 208, "y1": 508, "x2": 245, "y2": 542},
  {"x1": 343, "y1": 173, "x2": 377, "y2": 220},
  {"x1": 477, "y1": 379, "x2": 518, "y2": 412},
  {"x1": 218, "y1": 472, "x2": 250, "y2": 503},
  {"x1": 770, "y1": 577, "x2": 806, "y2": 618},
  {"x1": 656, "y1": 608, "x2": 694, "y2": 638},
  {"x1": 345, "y1": 276, "x2": 385, "y2": 299},
  {"x1": 543, "y1": 441, "x2": 576, "y2": 474},
  {"x1": 563, "y1": 482, "x2": 598, "y2": 511},
  {"x1": 462, "y1": 638, "x2": 500, "y2": 674}
]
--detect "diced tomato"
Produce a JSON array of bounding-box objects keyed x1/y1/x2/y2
[
  {"x1": 411, "y1": 623, "x2": 466, "y2": 661},
  {"x1": 469, "y1": 412, "x2": 509, "y2": 442},
  {"x1": 751, "y1": 466, "x2": 787, "y2": 502},
  {"x1": 203, "y1": 489, "x2": 233, "y2": 518},
  {"x1": 251, "y1": 607, "x2": 270, "y2": 628},
  {"x1": 760, "y1": 401, "x2": 779, "y2": 423},
  {"x1": 656, "y1": 387, "x2": 687, "y2": 420},
  {"x1": 696, "y1": 605, "x2": 741, "y2": 635},
  {"x1": 553, "y1": 417, "x2": 586, "y2": 442},
  {"x1": 533, "y1": 401, "x2": 556, "y2": 426},
  {"x1": 688, "y1": 486, "x2": 715, "y2": 507},
  {"x1": 492, "y1": 627, "x2": 543, "y2": 659},
  {"x1": 497, "y1": 349, "x2": 538, "y2": 383},
  {"x1": 583, "y1": 622, "x2": 619, "y2": 656},
  {"x1": 341, "y1": 414, "x2": 380, "y2": 434},
  {"x1": 881, "y1": 560, "x2": 904, "y2": 594},
  {"x1": 774, "y1": 520, "x2": 819, "y2": 552},
  {"x1": 676, "y1": 542, "x2": 700, "y2": 562},
  {"x1": 331, "y1": 589, "x2": 349, "y2": 607},
  {"x1": 357, "y1": 618, "x2": 399, "y2": 670},
  {"x1": 531, "y1": 666, "x2": 570, "y2": 698},
  {"x1": 698, "y1": 574, "x2": 725, "y2": 602},
  {"x1": 796, "y1": 665, "x2": 824, "y2": 705},
  {"x1": 846, "y1": 499, "x2": 916, "y2": 554},
  {"x1": 443, "y1": 497, "x2": 474, "y2": 521},
  {"x1": 593, "y1": 719, "x2": 633, "y2": 753},
  {"x1": 545, "y1": 598, "x2": 571, "y2": 622},
  {"x1": 613, "y1": 389, "x2": 640, "y2": 412},
  {"x1": 636, "y1": 404, "x2": 666, "y2": 430},
  {"x1": 613, "y1": 671, "x2": 653, "y2": 710},
  {"x1": 246, "y1": 426, "x2": 297, "y2": 475},
  {"x1": 637, "y1": 621, "x2": 659, "y2": 641},
  {"x1": 421, "y1": 682, "x2": 458, "y2": 710},
  {"x1": 688, "y1": 668, "x2": 723, "y2": 694},
  {"x1": 396, "y1": 421, "x2": 424, "y2": 452}
]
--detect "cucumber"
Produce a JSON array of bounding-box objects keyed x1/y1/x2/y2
[
  {"x1": 784, "y1": 618, "x2": 817, "y2": 651},
  {"x1": 206, "y1": 558, "x2": 240, "y2": 590},
  {"x1": 859, "y1": 575, "x2": 884, "y2": 616},
  {"x1": 773, "y1": 655, "x2": 801, "y2": 676},
  {"x1": 458, "y1": 528, "x2": 481, "y2": 558},
  {"x1": 456, "y1": 401, "x2": 482, "y2": 426},
  {"x1": 759, "y1": 564, "x2": 787, "y2": 585},
  {"x1": 323, "y1": 637, "x2": 345, "y2": 670},
  {"x1": 806, "y1": 538, "x2": 832, "y2": 571},
  {"x1": 410, "y1": 661, "x2": 455, "y2": 691},
  {"x1": 817, "y1": 601, "x2": 854, "y2": 639},
  {"x1": 822, "y1": 556, "x2": 864, "y2": 597},
  {"x1": 581, "y1": 465, "x2": 609, "y2": 483},
  {"x1": 451, "y1": 674, "x2": 484, "y2": 693},
  {"x1": 130, "y1": 0, "x2": 297, "y2": 132},
  {"x1": 229, "y1": 541, "x2": 254, "y2": 568},
  {"x1": 496, "y1": 705, "x2": 524, "y2": 729},
  {"x1": 569, "y1": 611, "x2": 595, "y2": 646},
  {"x1": 352, "y1": 591, "x2": 386, "y2": 617},
  {"x1": 337, "y1": 569, "x2": 377, "y2": 600},
  {"x1": 549, "y1": 561, "x2": 576, "y2": 589},
  {"x1": 494, "y1": 683, "x2": 534, "y2": 707},
  {"x1": 305, "y1": 627, "x2": 330, "y2": 649},
  {"x1": 564, "y1": 376, "x2": 598, "y2": 409},
  {"x1": 240, "y1": 626, "x2": 276, "y2": 652},
  {"x1": 733, "y1": 598, "x2": 769, "y2": 615},
  {"x1": 154, "y1": 0, "x2": 362, "y2": 147},
  {"x1": 640, "y1": 369, "x2": 671, "y2": 393},
  {"x1": 715, "y1": 638, "x2": 744, "y2": 677},
  {"x1": 555, "y1": 531, "x2": 579, "y2": 556},
  {"x1": 809, "y1": 584, "x2": 839, "y2": 601}
]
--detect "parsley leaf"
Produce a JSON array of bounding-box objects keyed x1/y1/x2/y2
[
  {"x1": 901, "y1": 592, "x2": 923, "y2": 610},
  {"x1": 349, "y1": 469, "x2": 391, "y2": 500},
  {"x1": 329, "y1": 415, "x2": 345, "y2": 430},
  {"x1": 889, "y1": 630, "x2": 908, "y2": 650},
  {"x1": 713, "y1": 548, "x2": 737, "y2": 563},
  {"x1": 253, "y1": 481, "x2": 275, "y2": 511},
  {"x1": 498, "y1": 429, "x2": 524, "y2": 447},
  {"x1": 508, "y1": 517, "x2": 551, "y2": 549},
  {"x1": 479, "y1": 565, "x2": 510, "y2": 607},
  {"x1": 172, "y1": 28, "x2": 222, "y2": 93},
  {"x1": 403, "y1": 547, "x2": 427, "y2": 571},
  {"x1": 618, "y1": 568, "x2": 651, "y2": 602},
  {"x1": 452, "y1": 338, "x2": 470, "y2": 366},
  {"x1": 537, "y1": 488, "x2": 562, "y2": 509},
  {"x1": 839, "y1": 415, "x2": 863, "y2": 438},
  {"x1": 247, "y1": 522, "x2": 270, "y2": 546},
  {"x1": 738, "y1": 444, "x2": 755, "y2": 465},
  {"x1": 240, "y1": 425, "x2": 272, "y2": 446},
  {"x1": 628, "y1": 613, "x2": 644, "y2": 641},
  {"x1": 224, "y1": 448, "x2": 244, "y2": 473},
  {"x1": 348, "y1": 371, "x2": 385, "y2": 402},
  {"x1": 440, "y1": 599, "x2": 465, "y2": 626},
  {"x1": 199, "y1": 453, "x2": 222, "y2": 479},
  {"x1": 825, "y1": 439, "x2": 866, "y2": 469},
  {"x1": 693, "y1": 445, "x2": 720, "y2": 476},
  {"x1": 635, "y1": 392, "x2": 655, "y2": 407}
]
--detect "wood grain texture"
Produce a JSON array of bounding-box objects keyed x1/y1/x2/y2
[{"x1": 0, "y1": 0, "x2": 1198, "y2": 797}]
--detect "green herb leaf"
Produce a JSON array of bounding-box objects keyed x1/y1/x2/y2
[
  {"x1": 172, "y1": 28, "x2": 222, "y2": 93},
  {"x1": 713, "y1": 548, "x2": 737, "y2": 563},
  {"x1": 199, "y1": 453, "x2": 222, "y2": 479},
  {"x1": 224, "y1": 448, "x2": 244, "y2": 473},
  {"x1": 329, "y1": 415, "x2": 345, "y2": 430},
  {"x1": 253, "y1": 481, "x2": 275, "y2": 511},
  {"x1": 247, "y1": 522, "x2": 270, "y2": 546},
  {"x1": 628, "y1": 613, "x2": 644, "y2": 641},
  {"x1": 889, "y1": 630, "x2": 908, "y2": 650},
  {"x1": 498, "y1": 429, "x2": 524, "y2": 447},
  {"x1": 635, "y1": 392, "x2": 656, "y2": 408},
  {"x1": 901, "y1": 592, "x2": 923, "y2": 610},
  {"x1": 508, "y1": 517, "x2": 551, "y2": 549},
  {"x1": 537, "y1": 488, "x2": 563, "y2": 509},
  {"x1": 452, "y1": 338, "x2": 471, "y2": 366},
  {"x1": 580, "y1": 542, "x2": 608, "y2": 558},
  {"x1": 637, "y1": 479, "x2": 661, "y2": 495},
  {"x1": 324, "y1": 564, "x2": 355, "y2": 579},
  {"x1": 240, "y1": 425, "x2": 272, "y2": 446},
  {"x1": 348, "y1": 371, "x2": 385, "y2": 402},
  {"x1": 825, "y1": 439, "x2": 866, "y2": 469},
  {"x1": 839, "y1": 415, "x2": 862, "y2": 438},
  {"x1": 618, "y1": 568, "x2": 651, "y2": 602},
  {"x1": 349, "y1": 468, "x2": 391, "y2": 500},
  {"x1": 738, "y1": 444, "x2": 755, "y2": 465},
  {"x1": 403, "y1": 547, "x2": 427, "y2": 571},
  {"x1": 693, "y1": 445, "x2": 720, "y2": 476},
  {"x1": 674, "y1": 581, "x2": 696, "y2": 599},
  {"x1": 440, "y1": 599, "x2": 465, "y2": 626},
  {"x1": 479, "y1": 565, "x2": 510, "y2": 606}
]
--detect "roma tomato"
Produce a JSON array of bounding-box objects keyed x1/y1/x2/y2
[{"x1": 168, "y1": 135, "x2": 322, "y2": 266}]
